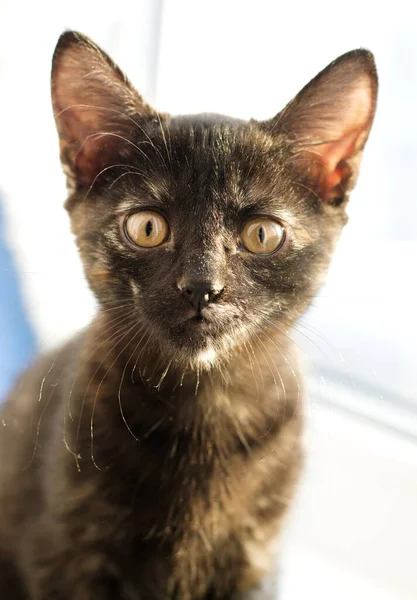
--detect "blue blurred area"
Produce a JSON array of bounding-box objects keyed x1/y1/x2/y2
[{"x1": 0, "y1": 195, "x2": 37, "y2": 402}]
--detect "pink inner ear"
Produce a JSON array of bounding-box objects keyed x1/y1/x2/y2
[
  {"x1": 296, "y1": 75, "x2": 376, "y2": 203},
  {"x1": 55, "y1": 99, "x2": 114, "y2": 186},
  {"x1": 309, "y1": 122, "x2": 370, "y2": 202},
  {"x1": 52, "y1": 39, "x2": 157, "y2": 187}
]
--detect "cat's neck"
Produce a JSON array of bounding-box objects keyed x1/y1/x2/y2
[
  {"x1": 62, "y1": 312, "x2": 302, "y2": 476},
  {"x1": 72, "y1": 312, "x2": 301, "y2": 450}
]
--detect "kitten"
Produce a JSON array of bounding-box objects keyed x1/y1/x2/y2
[{"x1": 0, "y1": 31, "x2": 377, "y2": 600}]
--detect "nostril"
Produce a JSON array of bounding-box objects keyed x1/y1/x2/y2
[
  {"x1": 212, "y1": 286, "x2": 224, "y2": 299},
  {"x1": 185, "y1": 288, "x2": 193, "y2": 297}
]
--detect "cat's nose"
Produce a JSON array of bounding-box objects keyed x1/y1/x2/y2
[{"x1": 177, "y1": 281, "x2": 224, "y2": 311}]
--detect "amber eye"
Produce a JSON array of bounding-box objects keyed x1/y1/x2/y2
[
  {"x1": 240, "y1": 218, "x2": 285, "y2": 254},
  {"x1": 124, "y1": 211, "x2": 169, "y2": 248}
]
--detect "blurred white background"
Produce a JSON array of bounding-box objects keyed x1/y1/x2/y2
[{"x1": 0, "y1": 1, "x2": 416, "y2": 598}]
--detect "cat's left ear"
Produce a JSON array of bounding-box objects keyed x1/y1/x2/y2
[
  {"x1": 51, "y1": 31, "x2": 161, "y2": 189},
  {"x1": 261, "y1": 50, "x2": 378, "y2": 204}
]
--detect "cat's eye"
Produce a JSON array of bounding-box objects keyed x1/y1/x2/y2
[
  {"x1": 124, "y1": 211, "x2": 169, "y2": 248},
  {"x1": 240, "y1": 218, "x2": 285, "y2": 255}
]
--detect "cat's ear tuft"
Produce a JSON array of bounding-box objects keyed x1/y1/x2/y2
[
  {"x1": 51, "y1": 31, "x2": 159, "y2": 188},
  {"x1": 263, "y1": 50, "x2": 378, "y2": 205}
]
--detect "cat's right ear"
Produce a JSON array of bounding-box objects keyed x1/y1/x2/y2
[
  {"x1": 51, "y1": 31, "x2": 159, "y2": 189},
  {"x1": 261, "y1": 50, "x2": 378, "y2": 205}
]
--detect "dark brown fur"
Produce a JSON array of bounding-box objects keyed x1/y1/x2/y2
[{"x1": 0, "y1": 32, "x2": 377, "y2": 600}]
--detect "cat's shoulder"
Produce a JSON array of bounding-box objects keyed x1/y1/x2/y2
[{"x1": 1, "y1": 330, "x2": 87, "y2": 419}]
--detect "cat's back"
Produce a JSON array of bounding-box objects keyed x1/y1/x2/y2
[
  {"x1": 0, "y1": 332, "x2": 85, "y2": 447},
  {"x1": 0, "y1": 334, "x2": 85, "y2": 547}
]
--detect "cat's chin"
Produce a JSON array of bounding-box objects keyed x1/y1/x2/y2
[
  {"x1": 193, "y1": 346, "x2": 218, "y2": 369},
  {"x1": 165, "y1": 327, "x2": 220, "y2": 369},
  {"x1": 160, "y1": 322, "x2": 245, "y2": 372},
  {"x1": 147, "y1": 318, "x2": 219, "y2": 370}
]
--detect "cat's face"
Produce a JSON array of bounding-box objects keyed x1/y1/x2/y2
[{"x1": 52, "y1": 32, "x2": 377, "y2": 368}]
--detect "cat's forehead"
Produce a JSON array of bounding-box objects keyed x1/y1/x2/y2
[
  {"x1": 124, "y1": 113, "x2": 289, "y2": 212},
  {"x1": 166, "y1": 113, "x2": 275, "y2": 157},
  {"x1": 171, "y1": 113, "x2": 247, "y2": 128}
]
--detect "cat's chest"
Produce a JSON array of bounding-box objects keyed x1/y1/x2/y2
[
  {"x1": 123, "y1": 450, "x2": 269, "y2": 598},
  {"x1": 123, "y1": 440, "x2": 250, "y2": 537},
  {"x1": 62, "y1": 390, "x2": 299, "y2": 599},
  {"x1": 87, "y1": 387, "x2": 296, "y2": 540},
  {"x1": 91, "y1": 420, "x2": 262, "y2": 543}
]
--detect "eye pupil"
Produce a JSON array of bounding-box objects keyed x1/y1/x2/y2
[
  {"x1": 124, "y1": 211, "x2": 169, "y2": 248},
  {"x1": 145, "y1": 220, "x2": 153, "y2": 237},
  {"x1": 258, "y1": 226, "x2": 265, "y2": 244},
  {"x1": 240, "y1": 218, "x2": 285, "y2": 255}
]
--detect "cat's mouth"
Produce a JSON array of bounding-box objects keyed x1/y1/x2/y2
[
  {"x1": 168, "y1": 309, "x2": 222, "y2": 348},
  {"x1": 160, "y1": 303, "x2": 242, "y2": 362},
  {"x1": 175, "y1": 305, "x2": 218, "y2": 328}
]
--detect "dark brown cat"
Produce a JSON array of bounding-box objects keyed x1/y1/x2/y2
[{"x1": 0, "y1": 32, "x2": 377, "y2": 600}]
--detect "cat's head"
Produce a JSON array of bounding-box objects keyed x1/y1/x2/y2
[{"x1": 51, "y1": 32, "x2": 377, "y2": 369}]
